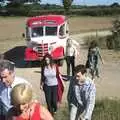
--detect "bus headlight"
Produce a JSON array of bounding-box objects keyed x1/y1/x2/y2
[
  {"x1": 49, "y1": 46, "x2": 53, "y2": 51},
  {"x1": 33, "y1": 46, "x2": 38, "y2": 52}
]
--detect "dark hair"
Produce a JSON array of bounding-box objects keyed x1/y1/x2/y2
[
  {"x1": 42, "y1": 53, "x2": 54, "y2": 67},
  {"x1": 0, "y1": 60, "x2": 15, "y2": 72},
  {"x1": 41, "y1": 54, "x2": 54, "y2": 83},
  {"x1": 89, "y1": 40, "x2": 98, "y2": 49},
  {"x1": 67, "y1": 38, "x2": 72, "y2": 46},
  {"x1": 74, "y1": 64, "x2": 86, "y2": 75},
  {"x1": 0, "y1": 54, "x2": 4, "y2": 60}
]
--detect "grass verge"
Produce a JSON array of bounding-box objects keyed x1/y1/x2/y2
[{"x1": 54, "y1": 99, "x2": 120, "y2": 120}]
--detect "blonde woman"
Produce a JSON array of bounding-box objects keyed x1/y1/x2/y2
[
  {"x1": 7, "y1": 84, "x2": 53, "y2": 120},
  {"x1": 66, "y1": 38, "x2": 76, "y2": 76}
]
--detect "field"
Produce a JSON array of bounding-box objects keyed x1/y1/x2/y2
[
  {"x1": 0, "y1": 16, "x2": 114, "y2": 52},
  {"x1": 0, "y1": 16, "x2": 120, "y2": 120}
]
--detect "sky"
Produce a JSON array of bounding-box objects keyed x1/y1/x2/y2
[{"x1": 41, "y1": 0, "x2": 120, "y2": 6}]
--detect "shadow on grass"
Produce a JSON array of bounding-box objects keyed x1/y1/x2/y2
[{"x1": 3, "y1": 46, "x2": 41, "y2": 68}]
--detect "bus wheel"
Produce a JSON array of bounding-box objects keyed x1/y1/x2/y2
[
  {"x1": 25, "y1": 61, "x2": 32, "y2": 68},
  {"x1": 57, "y1": 59, "x2": 64, "y2": 66}
]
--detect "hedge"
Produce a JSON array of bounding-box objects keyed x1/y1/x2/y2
[{"x1": 0, "y1": 6, "x2": 120, "y2": 16}]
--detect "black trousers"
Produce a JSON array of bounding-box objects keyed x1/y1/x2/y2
[
  {"x1": 66, "y1": 56, "x2": 75, "y2": 76},
  {"x1": 43, "y1": 84, "x2": 58, "y2": 114},
  {"x1": 0, "y1": 115, "x2": 6, "y2": 120}
]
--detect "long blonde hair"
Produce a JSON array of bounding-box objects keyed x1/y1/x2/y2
[{"x1": 11, "y1": 84, "x2": 32, "y2": 106}]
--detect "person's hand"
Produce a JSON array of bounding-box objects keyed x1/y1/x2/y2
[
  {"x1": 102, "y1": 59, "x2": 105, "y2": 65},
  {"x1": 40, "y1": 84, "x2": 43, "y2": 90},
  {"x1": 80, "y1": 112, "x2": 88, "y2": 120},
  {"x1": 80, "y1": 117, "x2": 88, "y2": 120}
]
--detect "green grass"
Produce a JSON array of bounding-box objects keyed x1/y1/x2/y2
[{"x1": 54, "y1": 99, "x2": 120, "y2": 120}]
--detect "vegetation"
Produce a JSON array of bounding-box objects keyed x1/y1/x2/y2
[
  {"x1": 0, "y1": 3, "x2": 120, "y2": 16},
  {"x1": 84, "y1": 17, "x2": 120, "y2": 50},
  {"x1": 106, "y1": 18, "x2": 120, "y2": 50},
  {"x1": 54, "y1": 99, "x2": 120, "y2": 120},
  {"x1": 84, "y1": 35, "x2": 107, "y2": 49},
  {"x1": 61, "y1": 0, "x2": 73, "y2": 14}
]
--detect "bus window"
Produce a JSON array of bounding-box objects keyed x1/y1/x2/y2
[
  {"x1": 32, "y1": 27, "x2": 43, "y2": 37},
  {"x1": 46, "y1": 26, "x2": 57, "y2": 36},
  {"x1": 59, "y1": 24, "x2": 65, "y2": 36}
]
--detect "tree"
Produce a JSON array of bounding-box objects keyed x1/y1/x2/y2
[
  {"x1": 9, "y1": 0, "x2": 41, "y2": 4},
  {"x1": 61, "y1": 0, "x2": 73, "y2": 14},
  {"x1": 110, "y1": 2, "x2": 119, "y2": 7},
  {"x1": 112, "y1": 18, "x2": 120, "y2": 49}
]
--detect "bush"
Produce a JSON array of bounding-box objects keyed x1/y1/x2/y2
[
  {"x1": 84, "y1": 35, "x2": 107, "y2": 49},
  {"x1": 1, "y1": 5, "x2": 120, "y2": 17},
  {"x1": 6, "y1": 2, "x2": 23, "y2": 8},
  {"x1": 106, "y1": 35, "x2": 114, "y2": 49},
  {"x1": 106, "y1": 18, "x2": 120, "y2": 50}
]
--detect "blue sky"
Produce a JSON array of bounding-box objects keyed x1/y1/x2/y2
[{"x1": 41, "y1": 0, "x2": 120, "y2": 6}]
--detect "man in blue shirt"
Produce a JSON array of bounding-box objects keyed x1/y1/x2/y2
[
  {"x1": 67, "y1": 64, "x2": 96, "y2": 120},
  {"x1": 0, "y1": 60, "x2": 30, "y2": 120}
]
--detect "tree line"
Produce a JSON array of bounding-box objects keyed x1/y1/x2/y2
[{"x1": 0, "y1": 2, "x2": 120, "y2": 16}]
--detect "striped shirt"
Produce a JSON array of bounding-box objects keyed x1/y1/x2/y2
[{"x1": 68, "y1": 77, "x2": 96, "y2": 119}]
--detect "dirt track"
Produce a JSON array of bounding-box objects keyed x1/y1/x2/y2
[{"x1": 13, "y1": 31, "x2": 120, "y2": 106}]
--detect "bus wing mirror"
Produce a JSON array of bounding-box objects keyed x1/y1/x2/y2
[
  {"x1": 22, "y1": 33, "x2": 25, "y2": 38},
  {"x1": 66, "y1": 30, "x2": 69, "y2": 34}
]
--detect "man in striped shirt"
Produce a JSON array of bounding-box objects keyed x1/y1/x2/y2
[{"x1": 67, "y1": 64, "x2": 96, "y2": 120}]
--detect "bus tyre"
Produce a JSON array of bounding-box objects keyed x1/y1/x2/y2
[
  {"x1": 25, "y1": 61, "x2": 32, "y2": 68},
  {"x1": 57, "y1": 59, "x2": 64, "y2": 66}
]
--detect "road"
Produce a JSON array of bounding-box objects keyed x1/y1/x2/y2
[{"x1": 15, "y1": 30, "x2": 120, "y2": 105}]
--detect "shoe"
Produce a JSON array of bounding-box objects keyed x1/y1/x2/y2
[
  {"x1": 54, "y1": 111, "x2": 57, "y2": 114},
  {"x1": 97, "y1": 75, "x2": 100, "y2": 78},
  {"x1": 92, "y1": 78, "x2": 95, "y2": 82}
]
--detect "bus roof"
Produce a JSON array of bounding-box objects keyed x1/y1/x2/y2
[{"x1": 27, "y1": 15, "x2": 66, "y2": 27}]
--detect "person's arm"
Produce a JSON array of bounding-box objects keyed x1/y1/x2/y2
[
  {"x1": 40, "y1": 67, "x2": 45, "y2": 89},
  {"x1": 97, "y1": 47, "x2": 104, "y2": 64},
  {"x1": 72, "y1": 39, "x2": 79, "y2": 46},
  {"x1": 73, "y1": 47, "x2": 77, "y2": 58},
  {"x1": 82, "y1": 84, "x2": 96, "y2": 120},
  {"x1": 67, "y1": 77, "x2": 75, "y2": 103},
  {"x1": 40, "y1": 105, "x2": 54, "y2": 120},
  {"x1": 6, "y1": 107, "x2": 16, "y2": 120},
  {"x1": 72, "y1": 41, "x2": 80, "y2": 58}
]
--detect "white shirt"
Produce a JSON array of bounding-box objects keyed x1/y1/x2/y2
[
  {"x1": 11, "y1": 76, "x2": 31, "y2": 88},
  {"x1": 44, "y1": 67, "x2": 58, "y2": 86},
  {"x1": 66, "y1": 46, "x2": 75, "y2": 57}
]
